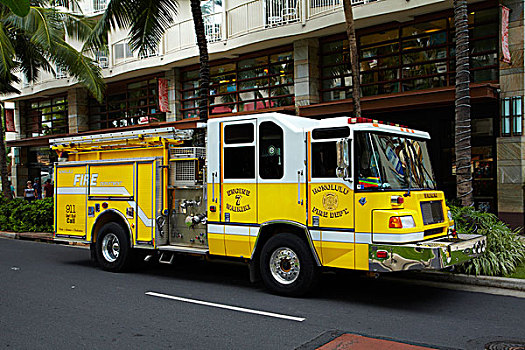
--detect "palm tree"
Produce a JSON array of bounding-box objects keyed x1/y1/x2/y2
[
  {"x1": 453, "y1": 0, "x2": 473, "y2": 206},
  {"x1": 0, "y1": 0, "x2": 105, "y2": 198},
  {"x1": 190, "y1": 0, "x2": 210, "y2": 121},
  {"x1": 0, "y1": 0, "x2": 29, "y2": 16},
  {"x1": 342, "y1": 0, "x2": 361, "y2": 117}
]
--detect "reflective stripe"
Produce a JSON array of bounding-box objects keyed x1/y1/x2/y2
[
  {"x1": 56, "y1": 186, "x2": 131, "y2": 196},
  {"x1": 208, "y1": 224, "x2": 224, "y2": 234},
  {"x1": 225, "y1": 225, "x2": 250, "y2": 236},
  {"x1": 372, "y1": 231, "x2": 424, "y2": 243},
  {"x1": 249, "y1": 226, "x2": 259, "y2": 237},
  {"x1": 56, "y1": 187, "x2": 88, "y2": 195},
  {"x1": 127, "y1": 201, "x2": 153, "y2": 227},
  {"x1": 309, "y1": 230, "x2": 321, "y2": 241},
  {"x1": 322, "y1": 230, "x2": 354, "y2": 243},
  {"x1": 91, "y1": 187, "x2": 131, "y2": 196},
  {"x1": 355, "y1": 232, "x2": 372, "y2": 244}
]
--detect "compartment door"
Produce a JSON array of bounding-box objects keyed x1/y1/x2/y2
[{"x1": 55, "y1": 164, "x2": 88, "y2": 240}]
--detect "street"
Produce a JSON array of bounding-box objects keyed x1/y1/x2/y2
[{"x1": 1, "y1": 238, "x2": 524, "y2": 350}]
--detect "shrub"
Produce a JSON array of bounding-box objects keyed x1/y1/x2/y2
[
  {"x1": 451, "y1": 205, "x2": 525, "y2": 276},
  {"x1": 0, "y1": 197, "x2": 54, "y2": 233}
]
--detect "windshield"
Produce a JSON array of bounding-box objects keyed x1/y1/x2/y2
[{"x1": 356, "y1": 132, "x2": 436, "y2": 190}]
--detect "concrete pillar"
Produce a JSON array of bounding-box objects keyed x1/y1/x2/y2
[
  {"x1": 497, "y1": 0, "x2": 525, "y2": 227},
  {"x1": 497, "y1": 137, "x2": 525, "y2": 227},
  {"x1": 294, "y1": 38, "x2": 320, "y2": 112},
  {"x1": 68, "y1": 88, "x2": 89, "y2": 134},
  {"x1": 11, "y1": 100, "x2": 29, "y2": 196}
]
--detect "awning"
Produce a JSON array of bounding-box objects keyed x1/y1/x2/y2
[{"x1": 298, "y1": 83, "x2": 499, "y2": 117}]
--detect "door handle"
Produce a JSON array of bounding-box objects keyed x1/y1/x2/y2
[
  {"x1": 297, "y1": 170, "x2": 303, "y2": 205},
  {"x1": 212, "y1": 172, "x2": 217, "y2": 203}
]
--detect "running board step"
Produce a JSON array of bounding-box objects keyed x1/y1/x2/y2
[
  {"x1": 158, "y1": 252, "x2": 175, "y2": 264},
  {"x1": 157, "y1": 245, "x2": 209, "y2": 255}
]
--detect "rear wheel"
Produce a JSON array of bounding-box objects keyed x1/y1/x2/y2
[
  {"x1": 259, "y1": 233, "x2": 318, "y2": 296},
  {"x1": 95, "y1": 222, "x2": 133, "y2": 272}
]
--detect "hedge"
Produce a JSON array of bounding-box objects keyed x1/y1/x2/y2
[
  {"x1": 0, "y1": 197, "x2": 54, "y2": 233},
  {"x1": 451, "y1": 205, "x2": 525, "y2": 277}
]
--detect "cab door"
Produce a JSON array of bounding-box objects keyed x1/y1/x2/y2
[
  {"x1": 220, "y1": 120, "x2": 257, "y2": 257},
  {"x1": 257, "y1": 119, "x2": 306, "y2": 235},
  {"x1": 307, "y1": 129, "x2": 355, "y2": 269}
]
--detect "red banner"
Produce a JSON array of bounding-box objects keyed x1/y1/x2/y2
[
  {"x1": 158, "y1": 78, "x2": 170, "y2": 113},
  {"x1": 5, "y1": 109, "x2": 15, "y2": 132},
  {"x1": 501, "y1": 6, "x2": 511, "y2": 64}
]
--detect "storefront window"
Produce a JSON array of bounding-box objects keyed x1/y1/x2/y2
[
  {"x1": 180, "y1": 48, "x2": 294, "y2": 118},
  {"x1": 26, "y1": 96, "x2": 68, "y2": 137},
  {"x1": 320, "y1": 6, "x2": 498, "y2": 101},
  {"x1": 89, "y1": 76, "x2": 166, "y2": 130}
]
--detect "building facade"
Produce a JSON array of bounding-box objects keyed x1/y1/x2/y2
[{"x1": 3, "y1": 0, "x2": 525, "y2": 227}]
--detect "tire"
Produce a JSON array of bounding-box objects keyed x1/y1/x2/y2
[
  {"x1": 259, "y1": 233, "x2": 318, "y2": 297},
  {"x1": 95, "y1": 222, "x2": 133, "y2": 272}
]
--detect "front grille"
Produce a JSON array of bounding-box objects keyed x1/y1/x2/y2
[
  {"x1": 424, "y1": 227, "x2": 444, "y2": 237},
  {"x1": 421, "y1": 200, "x2": 444, "y2": 225}
]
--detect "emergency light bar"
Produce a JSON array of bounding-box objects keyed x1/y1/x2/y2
[{"x1": 348, "y1": 117, "x2": 408, "y2": 128}]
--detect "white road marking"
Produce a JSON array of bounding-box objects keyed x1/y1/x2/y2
[{"x1": 145, "y1": 291, "x2": 306, "y2": 322}]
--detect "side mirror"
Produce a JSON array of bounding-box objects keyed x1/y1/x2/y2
[{"x1": 336, "y1": 139, "x2": 350, "y2": 179}]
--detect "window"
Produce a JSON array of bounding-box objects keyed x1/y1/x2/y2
[
  {"x1": 259, "y1": 122, "x2": 283, "y2": 179},
  {"x1": 181, "y1": 48, "x2": 294, "y2": 119},
  {"x1": 312, "y1": 142, "x2": 337, "y2": 178},
  {"x1": 312, "y1": 126, "x2": 349, "y2": 139},
  {"x1": 26, "y1": 97, "x2": 68, "y2": 137},
  {"x1": 224, "y1": 123, "x2": 255, "y2": 179},
  {"x1": 114, "y1": 42, "x2": 133, "y2": 60},
  {"x1": 320, "y1": 6, "x2": 498, "y2": 101},
  {"x1": 225, "y1": 124, "x2": 254, "y2": 144},
  {"x1": 88, "y1": 76, "x2": 166, "y2": 130},
  {"x1": 501, "y1": 96, "x2": 523, "y2": 136}
]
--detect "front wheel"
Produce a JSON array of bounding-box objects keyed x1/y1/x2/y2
[
  {"x1": 95, "y1": 222, "x2": 133, "y2": 272},
  {"x1": 259, "y1": 233, "x2": 318, "y2": 297}
]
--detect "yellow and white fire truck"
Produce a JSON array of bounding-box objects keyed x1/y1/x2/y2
[{"x1": 52, "y1": 113, "x2": 486, "y2": 296}]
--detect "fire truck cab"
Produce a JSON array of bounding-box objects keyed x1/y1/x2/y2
[{"x1": 52, "y1": 112, "x2": 486, "y2": 296}]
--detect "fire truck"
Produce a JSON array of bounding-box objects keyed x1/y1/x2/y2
[{"x1": 51, "y1": 113, "x2": 486, "y2": 296}]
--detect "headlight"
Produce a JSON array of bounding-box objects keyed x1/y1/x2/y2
[{"x1": 400, "y1": 216, "x2": 416, "y2": 228}]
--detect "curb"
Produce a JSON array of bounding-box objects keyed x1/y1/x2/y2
[
  {"x1": 387, "y1": 270, "x2": 525, "y2": 292},
  {"x1": 0, "y1": 231, "x2": 54, "y2": 242},
  {"x1": 1, "y1": 230, "x2": 524, "y2": 291}
]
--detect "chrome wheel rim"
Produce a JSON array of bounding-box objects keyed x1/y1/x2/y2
[
  {"x1": 102, "y1": 233, "x2": 120, "y2": 263},
  {"x1": 269, "y1": 247, "x2": 300, "y2": 285}
]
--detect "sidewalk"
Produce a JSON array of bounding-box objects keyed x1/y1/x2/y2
[{"x1": 1, "y1": 230, "x2": 524, "y2": 291}]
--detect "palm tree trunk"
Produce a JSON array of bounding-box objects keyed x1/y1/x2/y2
[
  {"x1": 0, "y1": 103, "x2": 11, "y2": 199},
  {"x1": 190, "y1": 0, "x2": 210, "y2": 121},
  {"x1": 453, "y1": 0, "x2": 473, "y2": 206},
  {"x1": 343, "y1": 0, "x2": 361, "y2": 118}
]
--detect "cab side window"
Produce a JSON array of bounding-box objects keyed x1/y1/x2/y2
[
  {"x1": 259, "y1": 121, "x2": 283, "y2": 179},
  {"x1": 312, "y1": 141, "x2": 337, "y2": 178},
  {"x1": 224, "y1": 123, "x2": 255, "y2": 179}
]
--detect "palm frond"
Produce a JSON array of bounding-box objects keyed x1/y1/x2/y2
[
  {"x1": 0, "y1": 22, "x2": 16, "y2": 80},
  {"x1": 82, "y1": 0, "x2": 135, "y2": 51},
  {"x1": 45, "y1": 37, "x2": 105, "y2": 101},
  {"x1": 14, "y1": 32, "x2": 53, "y2": 82},
  {"x1": 128, "y1": 0, "x2": 178, "y2": 55},
  {"x1": 0, "y1": 71, "x2": 20, "y2": 94}
]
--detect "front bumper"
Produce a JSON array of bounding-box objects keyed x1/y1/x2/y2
[{"x1": 369, "y1": 233, "x2": 486, "y2": 272}]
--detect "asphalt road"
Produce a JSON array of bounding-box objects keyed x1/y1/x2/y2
[{"x1": 1, "y1": 238, "x2": 524, "y2": 350}]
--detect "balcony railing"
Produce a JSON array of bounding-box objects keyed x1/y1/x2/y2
[{"x1": 93, "y1": 0, "x2": 107, "y2": 13}]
